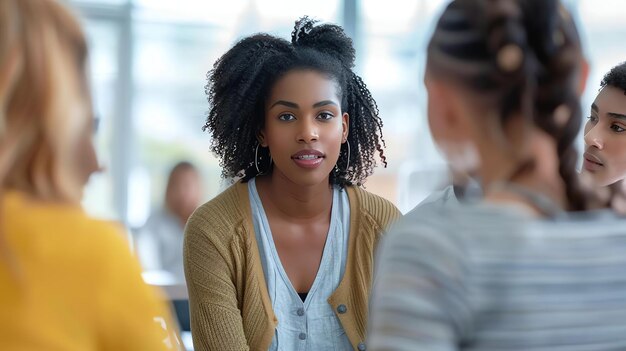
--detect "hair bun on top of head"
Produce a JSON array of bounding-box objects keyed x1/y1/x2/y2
[{"x1": 291, "y1": 16, "x2": 356, "y2": 69}]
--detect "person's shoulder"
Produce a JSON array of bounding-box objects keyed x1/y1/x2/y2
[
  {"x1": 80, "y1": 218, "x2": 131, "y2": 250},
  {"x1": 388, "y1": 195, "x2": 488, "y2": 246},
  {"x1": 59, "y1": 216, "x2": 134, "y2": 270},
  {"x1": 347, "y1": 185, "x2": 398, "y2": 211},
  {"x1": 389, "y1": 199, "x2": 535, "y2": 258},
  {"x1": 3, "y1": 192, "x2": 137, "y2": 275},
  {"x1": 346, "y1": 185, "x2": 401, "y2": 226},
  {"x1": 416, "y1": 185, "x2": 457, "y2": 209},
  {"x1": 380, "y1": 202, "x2": 473, "y2": 269},
  {"x1": 185, "y1": 182, "x2": 248, "y2": 242},
  {"x1": 191, "y1": 182, "x2": 246, "y2": 220},
  {"x1": 36, "y1": 204, "x2": 130, "y2": 250}
]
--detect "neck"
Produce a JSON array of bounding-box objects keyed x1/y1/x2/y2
[
  {"x1": 255, "y1": 172, "x2": 333, "y2": 222},
  {"x1": 480, "y1": 149, "x2": 568, "y2": 214}
]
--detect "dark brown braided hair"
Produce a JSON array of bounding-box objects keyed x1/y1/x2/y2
[
  {"x1": 204, "y1": 17, "x2": 387, "y2": 187},
  {"x1": 427, "y1": 0, "x2": 589, "y2": 210}
]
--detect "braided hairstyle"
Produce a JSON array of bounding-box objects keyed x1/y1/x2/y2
[
  {"x1": 427, "y1": 0, "x2": 589, "y2": 210},
  {"x1": 204, "y1": 17, "x2": 386, "y2": 187}
]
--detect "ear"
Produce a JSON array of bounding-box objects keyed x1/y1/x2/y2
[
  {"x1": 341, "y1": 112, "x2": 349, "y2": 142},
  {"x1": 578, "y1": 57, "x2": 590, "y2": 96},
  {"x1": 426, "y1": 78, "x2": 464, "y2": 143},
  {"x1": 257, "y1": 130, "x2": 268, "y2": 147}
]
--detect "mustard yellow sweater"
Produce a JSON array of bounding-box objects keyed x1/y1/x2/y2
[
  {"x1": 0, "y1": 191, "x2": 181, "y2": 351},
  {"x1": 183, "y1": 181, "x2": 400, "y2": 351}
]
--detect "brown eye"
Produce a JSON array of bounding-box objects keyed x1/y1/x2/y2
[
  {"x1": 317, "y1": 112, "x2": 333, "y2": 120},
  {"x1": 279, "y1": 113, "x2": 296, "y2": 121}
]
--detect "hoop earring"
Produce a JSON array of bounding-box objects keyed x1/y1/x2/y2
[
  {"x1": 255, "y1": 144, "x2": 273, "y2": 174},
  {"x1": 344, "y1": 141, "x2": 350, "y2": 173}
]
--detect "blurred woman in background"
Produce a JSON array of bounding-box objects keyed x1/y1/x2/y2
[
  {"x1": 369, "y1": 0, "x2": 626, "y2": 350},
  {"x1": 137, "y1": 161, "x2": 202, "y2": 283},
  {"x1": 0, "y1": 0, "x2": 180, "y2": 349}
]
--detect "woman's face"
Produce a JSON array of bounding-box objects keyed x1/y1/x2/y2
[
  {"x1": 582, "y1": 86, "x2": 626, "y2": 187},
  {"x1": 166, "y1": 167, "x2": 202, "y2": 219},
  {"x1": 260, "y1": 69, "x2": 349, "y2": 186}
]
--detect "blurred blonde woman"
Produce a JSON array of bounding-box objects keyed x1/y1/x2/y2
[{"x1": 0, "y1": 0, "x2": 181, "y2": 349}]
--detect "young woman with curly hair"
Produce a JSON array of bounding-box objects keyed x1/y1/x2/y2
[{"x1": 184, "y1": 17, "x2": 400, "y2": 351}]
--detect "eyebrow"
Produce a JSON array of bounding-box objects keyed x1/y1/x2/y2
[
  {"x1": 269, "y1": 100, "x2": 339, "y2": 109},
  {"x1": 312, "y1": 100, "x2": 338, "y2": 108},
  {"x1": 608, "y1": 112, "x2": 626, "y2": 120},
  {"x1": 270, "y1": 100, "x2": 298, "y2": 109},
  {"x1": 591, "y1": 103, "x2": 626, "y2": 120}
]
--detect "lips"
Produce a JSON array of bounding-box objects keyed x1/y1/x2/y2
[
  {"x1": 291, "y1": 149, "x2": 325, "y2": 169},
  {"x1": 584, "y1": 151, "x2": 603, "y2": 165},
  {"x1": 583, "y1": 151, "x2": 604, "y2": 172}
]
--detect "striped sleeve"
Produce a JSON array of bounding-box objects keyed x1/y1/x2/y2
[{"x1": 368, "y1": 210, "x2": 472, "y2": 351}]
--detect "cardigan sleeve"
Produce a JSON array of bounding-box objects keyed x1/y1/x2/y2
[
  {"x1": 183, "y1": 208, "x2": 250, "y2": 351},
  {"x1": 356, "y1": 187, "x2": 402, "y2": 238}
]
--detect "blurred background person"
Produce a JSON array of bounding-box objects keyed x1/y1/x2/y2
[
  {"x1": 369, "y1": 0, "x2": 626, "y2": 350},
  {"x1": 137, "y1": 161, "x2": 202, "y2": 283},
  {"x1": 0, "y1": 0, "x2": 181, "y2": 349},
  {"x1": 582, "y1": 62, "x2": 626, "y2": 189}
]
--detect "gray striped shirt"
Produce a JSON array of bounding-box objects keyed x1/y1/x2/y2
[{"x1": 369, "y1": 202, "x2": 626, "y2": 350}]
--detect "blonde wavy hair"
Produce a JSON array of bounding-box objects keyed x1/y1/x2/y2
[
  {"x1": 0, "y1": 0, "x2": 98, "y2": 275},
  {"x1": 0, "y1": 0, "x2": 96, "y2": 203}
]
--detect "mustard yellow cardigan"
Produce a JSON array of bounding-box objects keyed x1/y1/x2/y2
[{"x1": 184, "y1": 182, "x2": 400, "y2": 351}]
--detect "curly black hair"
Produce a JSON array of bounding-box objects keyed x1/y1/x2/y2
[
  {"x1": 203, "y1": 17, "x2": 386, "y2": 187},
  {"x1": 427, "y1": 0, "x2": 589, "y2": 211},
  {"x1": 601, "y1": 61, "x2": 626, "y2": 94}
]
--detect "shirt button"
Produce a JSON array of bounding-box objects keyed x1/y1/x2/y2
[
  {"x1": 299, "y1": 332, "x2": 307, "y2": 340},
  {"x1": 297, "y1": 308, "x2": 305, "y2": 316},
  {"x1": 358, "y1": 342, "x2": 366, "y2": 351},
  {"x1": 337, "y1": 304, "x2": 347, "y2": 314}
]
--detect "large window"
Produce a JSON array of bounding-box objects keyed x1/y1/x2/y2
[{"x1": 72, "y1": 0, "x2": 626, "y2": 221}]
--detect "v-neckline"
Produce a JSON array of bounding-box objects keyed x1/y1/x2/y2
[{"x1": 249, "y1": 178, "x2": 338, "y2": 307}]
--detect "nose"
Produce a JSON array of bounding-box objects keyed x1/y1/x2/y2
[
  {"x1": 297, "y1": 119, "x2": 319, "y2": 143},
  {"x1": 584, "y1": 124, "x2": 604, "y2": 150}
]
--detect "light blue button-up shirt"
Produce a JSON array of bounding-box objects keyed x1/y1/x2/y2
[{"x1": 248, "y1": 178, "x2": 352, "y2": 351}]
